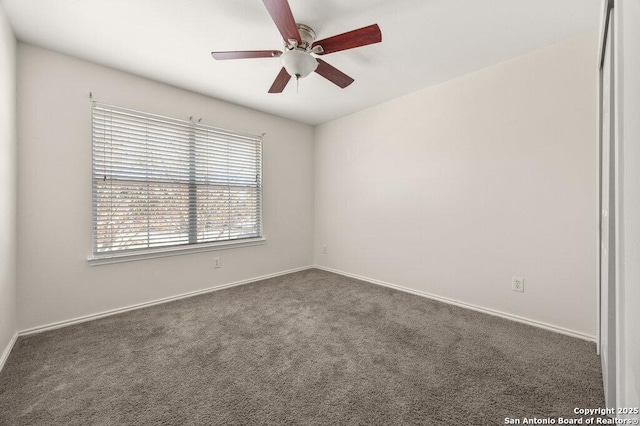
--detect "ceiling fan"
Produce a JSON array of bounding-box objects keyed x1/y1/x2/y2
[{"x1": 211, "y1": 0, "x2": 382, "y2": 93}]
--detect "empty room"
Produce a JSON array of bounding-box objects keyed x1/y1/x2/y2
[{"x1": 1, "y1": 0, "x2": 639, "y2": 424}]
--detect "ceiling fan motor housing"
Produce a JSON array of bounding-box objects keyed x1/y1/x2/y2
[
  {"x1": 294, "y1": 24, "x2": 316, "y2": 49},
  {"x1": 281, "y1": 24, "x2": 318, "y2": 78}
]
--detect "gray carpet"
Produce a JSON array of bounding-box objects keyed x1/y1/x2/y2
[{"x1": 0, "y1": 269, "x2": 604, "y2": 425}]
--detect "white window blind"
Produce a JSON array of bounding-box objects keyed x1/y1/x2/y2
[{"x1": 92, "y1": 102, "x2": 263, "y2": 257}]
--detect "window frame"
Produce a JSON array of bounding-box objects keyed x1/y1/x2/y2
[{"x1": 88, "y1": 102, "x2": 265, "y2": 265}]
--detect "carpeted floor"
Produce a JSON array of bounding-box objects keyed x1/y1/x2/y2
[{"x1": 0, "y1": 269, "x2": 604, "y2": 425}]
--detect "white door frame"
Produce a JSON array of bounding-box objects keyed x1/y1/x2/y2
[{"x1": 597, "y1": 0, "x2": 618, "y2": 411}]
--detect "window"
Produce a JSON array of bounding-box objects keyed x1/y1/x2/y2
[{"x1": 91, "y1": 102, "x2": 263, "y2": 259}]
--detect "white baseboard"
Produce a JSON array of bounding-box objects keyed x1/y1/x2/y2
[
  {"x1": 315, "y1": 265, "x2": 596, "y2": 343},
  {"x1": 0, "y1": 332, "x2": 18, "y2": 373},
  {"x1": 15, "y1": 264, "x2": 595, "y2": 345},
  {"x1": 19, "y1": 265, "x2": 314, "y2": 337}
]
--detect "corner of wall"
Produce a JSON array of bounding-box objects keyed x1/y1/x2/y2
[
  {"x1": 311, "y1": 124, "x2": 319, "y2": 266},
  {"x1": 0, "y1": 2, "x2": 19, "y2": 371}
]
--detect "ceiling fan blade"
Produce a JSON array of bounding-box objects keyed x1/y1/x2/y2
[
  {"x1": 268, "y1": 67, "x2": 292, "y2": 93},
  {"x1": 262, "y1": 0, "x2": 301, "y2": 44},
  {"x1": 314, "y1": 59, "x2": 354, "y2": 89},
  {"x1": 312, "y1": 24, "x2": 382, "y2": 55},
  {"x1": 211, "y1": 50, "x2": 282, "y2": 60}
]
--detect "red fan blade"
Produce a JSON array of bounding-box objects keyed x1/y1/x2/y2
[
  {"x1": 314, "y1": 59, "x2": 354, "y2": 88},
  {"x1": 268, "y1": 67, "x2": 292, "y2": 93},
  {"x1": 312, "y1": 24, "x2": 382, "y2": 55},
  {"x1": 211, "y1": 50, "x2": 282, "y2": 60},
  {"x1": 262, "y1": 0, "x2": 301, "y2": 44}
]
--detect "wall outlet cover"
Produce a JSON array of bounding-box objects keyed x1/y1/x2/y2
[{"x1": 512, "y1": 277, "x2": 524, "y2": 292}]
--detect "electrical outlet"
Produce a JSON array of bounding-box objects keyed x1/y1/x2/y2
[
  {"x1": 322, "y1": 246, "x2": 327, "y2": 255},
  {"x1": 214, "y1": 257, "x2": 221, "y2": 269},
  {"x1": 512, "y1": 277, "x2": 524, "y2": 292}
]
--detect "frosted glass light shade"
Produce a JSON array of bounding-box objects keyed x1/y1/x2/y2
[{"x1": 281, "y1": 49, "x2": 318, "y2": 78}]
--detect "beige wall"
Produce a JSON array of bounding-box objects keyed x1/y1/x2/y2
[
  {"x1": 0, "y1": 5, "x2": 17, "y2": 364},
  {"x1": 16, "y1": 44, "x2": 315, "y2": 331},
  {"x1": 14, "y1": 30, "x2": 603, "y2": 344},
  {"x1": 314, "y1": 32, "x2": 598, "y2": 338}
]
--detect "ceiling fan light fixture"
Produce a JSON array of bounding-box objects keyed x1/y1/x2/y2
[{"x1": 280, "y1": 48, "x2": 318, "y2": 79}]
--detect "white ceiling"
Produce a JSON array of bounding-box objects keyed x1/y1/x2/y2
[{"x1": 2, "y1": 0, "x2": 599, "y2": 125}]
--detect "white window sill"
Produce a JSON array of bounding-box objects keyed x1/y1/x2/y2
[{"x1": 88, "y1": 238, "x2": 266, "y2": 266}]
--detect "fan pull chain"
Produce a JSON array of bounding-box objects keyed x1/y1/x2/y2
[{"x1": 296, "y1": 75, "x2": 299, "y2": 94}]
